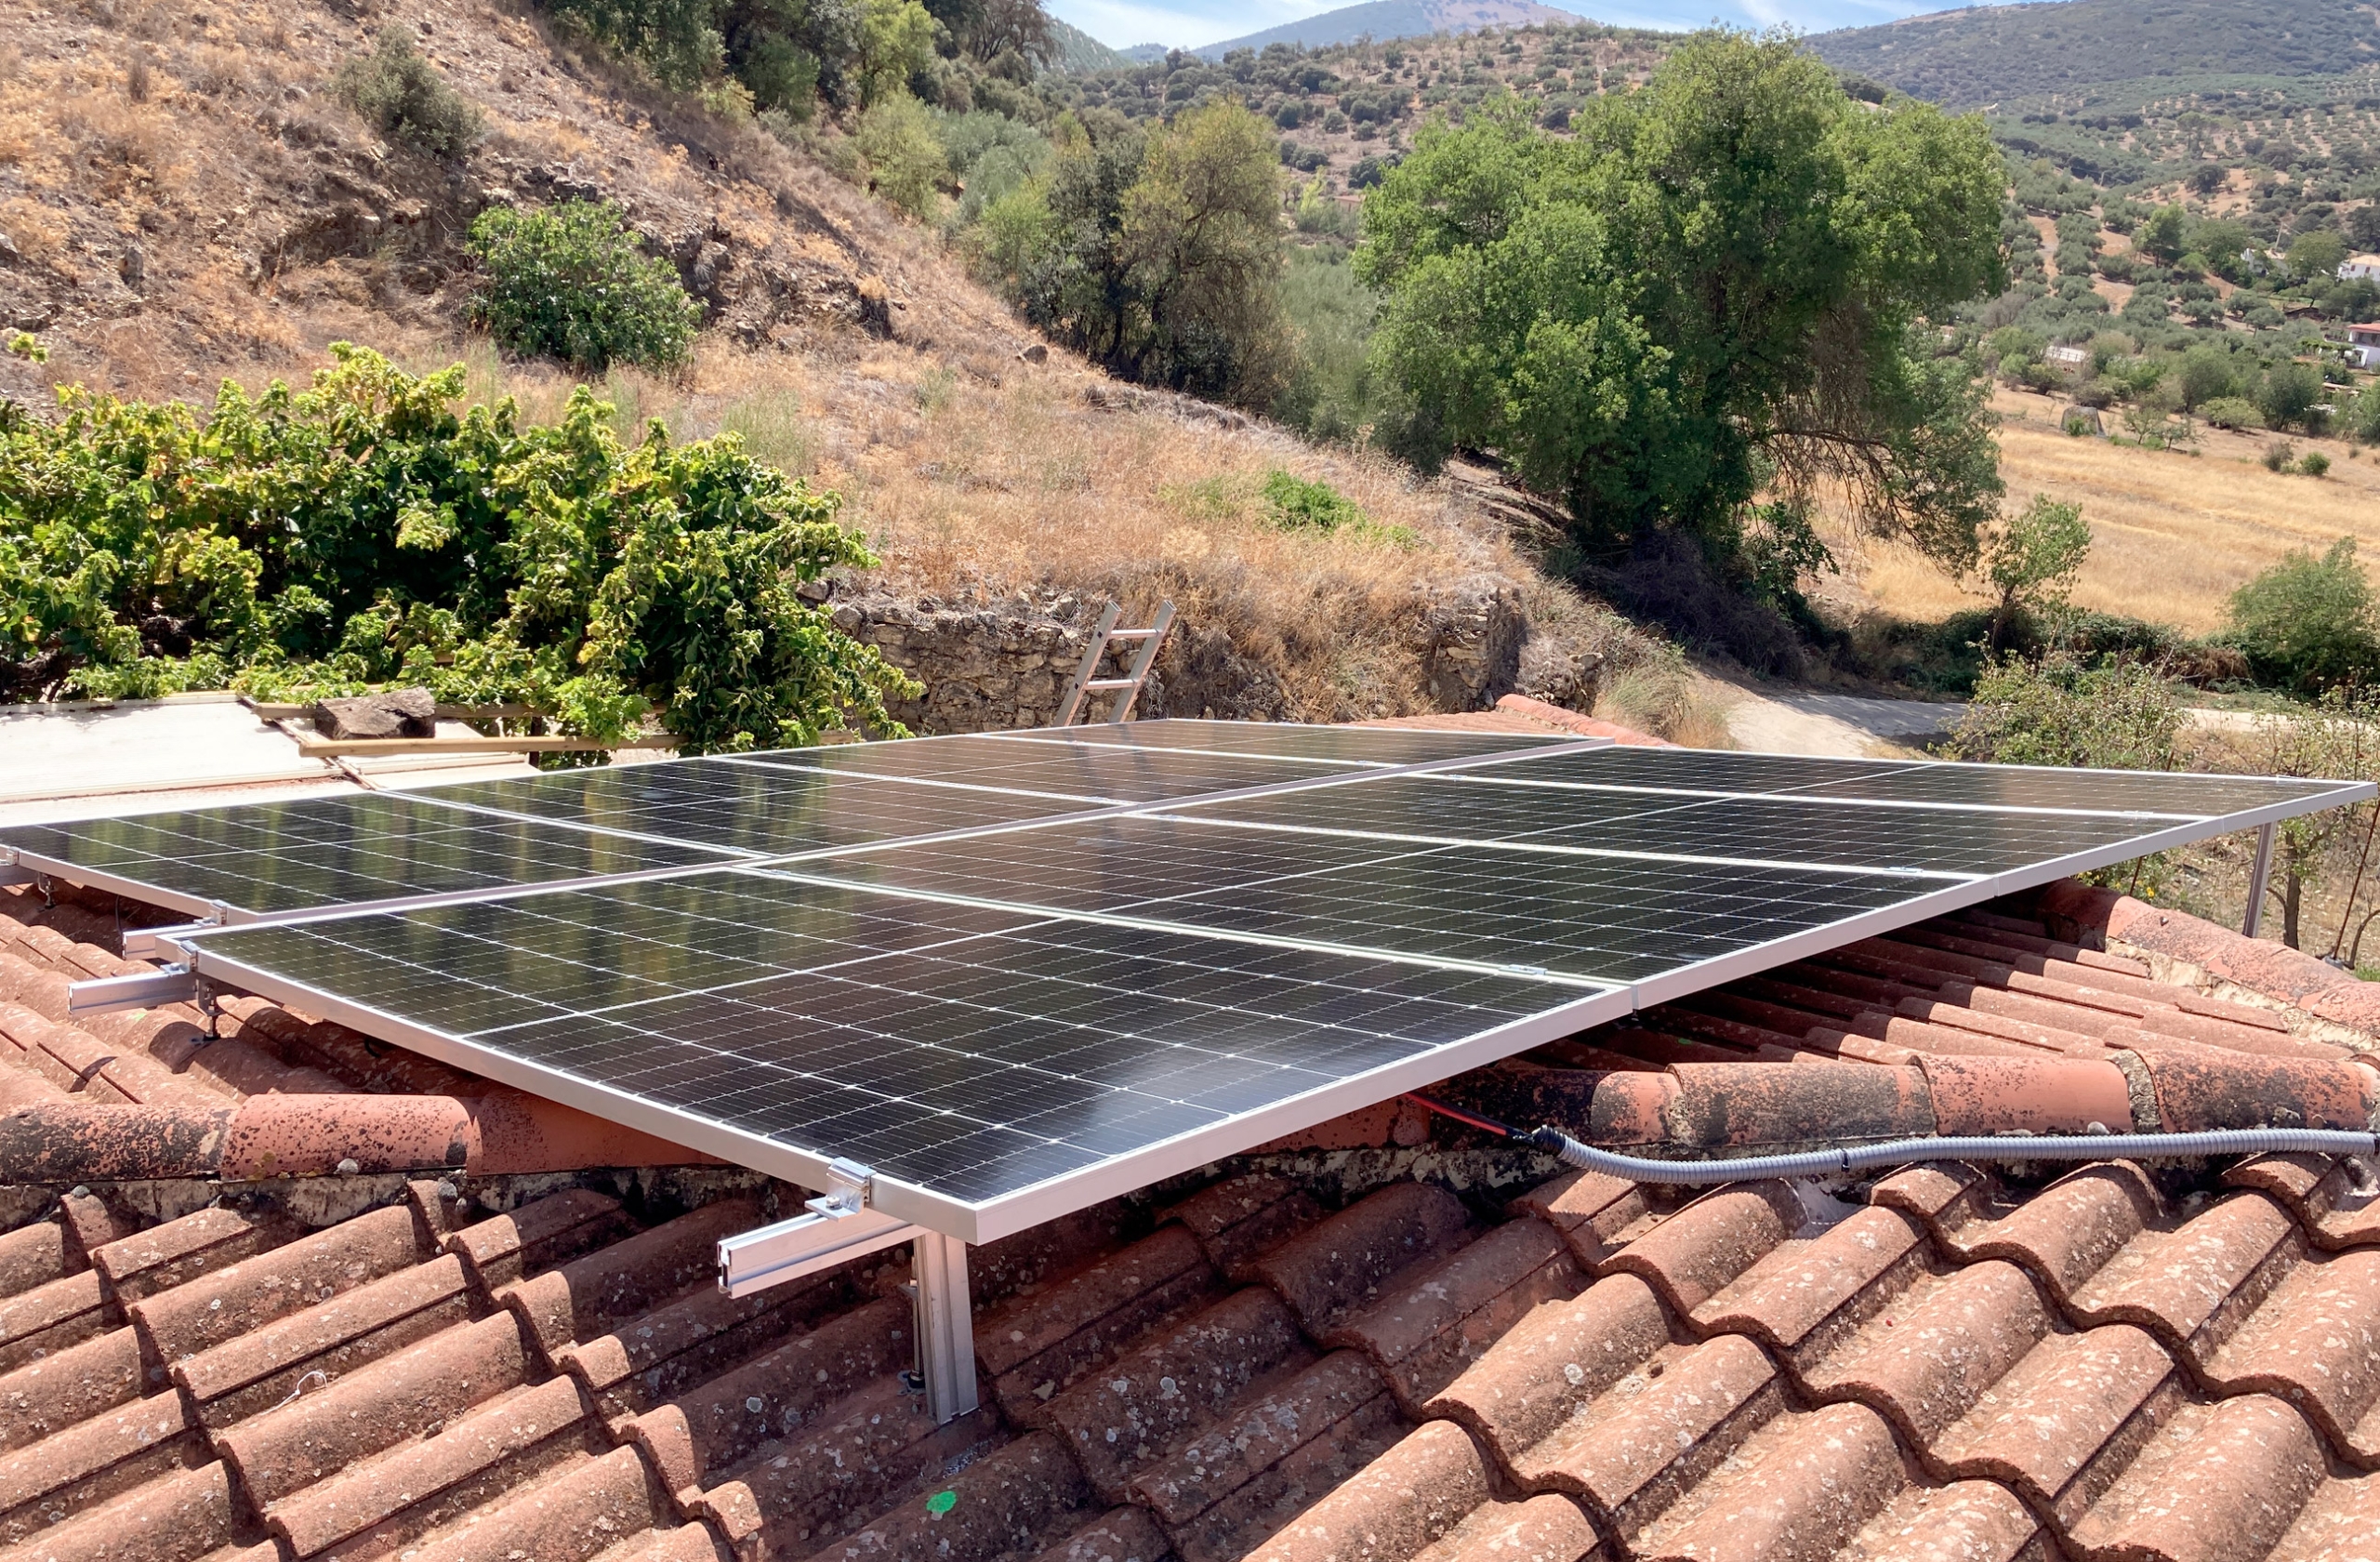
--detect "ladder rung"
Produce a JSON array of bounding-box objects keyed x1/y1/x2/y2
[
  {"x1": 1081, "y1": 678, "x2": 1138, "y2": 691},
  {"x1": 1103, "y1": 628, "x2": 1161, "y2": 641}
]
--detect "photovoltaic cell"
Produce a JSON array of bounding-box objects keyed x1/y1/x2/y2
[
  {"x1": 6, "y1": 720, "x2": 1562, "y2": 917},
  {"x1": 1782, "y1": 764, "x2": 2347, "y2": 815},
  {"x1": 1464, "y1": 747, "x2": 1941, "y2": 799},
  {"x1": 1465, "y1": 745, "x2": 2350, "y2": 818}
]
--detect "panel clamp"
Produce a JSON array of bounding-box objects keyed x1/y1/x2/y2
[{"x1": 124, "y1": 902, "x2": 231, "y2": 960}]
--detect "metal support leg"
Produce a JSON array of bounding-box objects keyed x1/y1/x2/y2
[
  {"x1": 2242, "y1": 822, "x2": 2277, "y2": 938},
  {"x1": 909, "y1": 1230, "x2": 978, "y2": 1423}
]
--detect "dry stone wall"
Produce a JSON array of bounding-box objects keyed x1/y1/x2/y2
[{"x1": 831, "y1": 579, "x2": 1598, "y2": 733}]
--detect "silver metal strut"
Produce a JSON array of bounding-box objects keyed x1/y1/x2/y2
[
  {"x1": 714, "y1": 1159, "x2": 979, "y2": 1423},
  {"x1": 2242, "y1": 821, "x2": 2278, "y2": 937}
]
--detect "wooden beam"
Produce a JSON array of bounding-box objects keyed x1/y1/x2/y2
[{"x1": 242, "y1": 698, "x2": 543, "y2": 721}]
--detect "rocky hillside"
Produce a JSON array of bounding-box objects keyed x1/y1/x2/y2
[{"x1": 0, "y1": 0, "x2": 1696, "y2": 733}]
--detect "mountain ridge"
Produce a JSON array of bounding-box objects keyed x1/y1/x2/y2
[{"x1": 1191, "y1": 0, "x2": 1589, "y2": 60}]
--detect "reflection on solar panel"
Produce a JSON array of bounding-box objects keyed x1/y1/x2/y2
[
  {"x1": 3, "y1": 721, "x2": 1573, "y2": 918},
  {"x1": 151, "y1": 727, "x2": 2369, "y2": 1243}
]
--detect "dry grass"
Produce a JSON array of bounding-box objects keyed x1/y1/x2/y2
[
  {"x1": 444, "y1": 337, "x2": 1616, "y2": 723},
  {"x1": 1997, "y1": 390, "x2": 2380, "y2": 634},
  {"x1": 1818, "y1": 387, "x2": 2380, "y2": 636}
]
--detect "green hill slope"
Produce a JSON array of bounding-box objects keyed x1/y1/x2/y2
[{"x1": 1809, "y1": 0, "x2": 2380, "y2": 108}]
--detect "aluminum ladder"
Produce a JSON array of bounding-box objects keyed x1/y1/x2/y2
[{"x1": 1055, "y1": 600, "x2": 1175, "y2": 724}]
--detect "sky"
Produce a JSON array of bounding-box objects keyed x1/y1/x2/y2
[{"x1": 1046, "y1": 0, "x2": 1980, "y2": 53}]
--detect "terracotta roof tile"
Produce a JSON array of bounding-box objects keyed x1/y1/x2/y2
[
  {"x1": 1250, "y1": 1185, "x2": 1477, "y2": 1338},
  {"x1": 2198, "y1": 1244, "x2": 2380, "y2": 1458},
  {"x1": 4, "y1": 869, "x2": 2380, "y2": 1562},
  {"x1": 1323, "y1": 1215, "x2": 1581, "y2": 1412},
  {"x1": 1627, "y1": 1398, "x2": 1912, "y2": 1562},
  {"x1": 2066, "y1": 1393, "x2": 2328, "y2": 1562}
]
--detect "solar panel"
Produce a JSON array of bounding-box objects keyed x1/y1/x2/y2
[
  {"x1": 420, "y1": 756, "x2": 1104, "y2": 857},
  {"x1": 736, "y1": 728, "x2": 1543, "y2": 801},
  {"x1": 778, "y1": 816, "x2": 1942, "y2": 984},
  {"x1": 998, "y1": 717, "x2": 1571, "y2": 765},
  {"x1": 1461, "y1": 745, "x2": 2343, "y2": 817},
  {"x1": 183, "y1": 869, "x2": 1615, "y2": 1231},
  {"x1": 1146, "y1": 774, "x2": 2237, "y2": 876},
  {"x1": 0, "y1": 792, "x2": 735, "y2": 918},
  {"x1": 1, "y1": 722, "x2": 1573, "y2": 919},
  {"x1": 152, "y1": 730, "x2": 2370, "y2": 1244}
]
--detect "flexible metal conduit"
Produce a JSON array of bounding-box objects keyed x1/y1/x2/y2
[{"x1": 1402, "y1": 1093, "x2": 2380, "y2": 1185}]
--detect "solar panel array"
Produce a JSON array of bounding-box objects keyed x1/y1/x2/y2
[{"x1": 7, "y1": 721, "x2": 2365, "y2": 1243}]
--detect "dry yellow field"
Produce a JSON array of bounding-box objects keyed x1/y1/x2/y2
[{"x1": 1822, "y1": 389, "x2": 2380, "y2": 634}]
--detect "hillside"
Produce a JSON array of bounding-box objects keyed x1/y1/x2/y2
[
  {"x1": 1049, "y1": 17, "x2": 1140, "y2": 72},
  {"x1": 1196, "y1": 0, "x2": 1589, "y2": 58},
  {"x1": 1808, "y1": 0, "x2": 2380, "y2": 108},
  {"x1": 1052, "y1": 18, "x2": 1672, "y2": 183},
  {"x1": 0, "y1": 0, "x2": 1686, "y2": 730}
]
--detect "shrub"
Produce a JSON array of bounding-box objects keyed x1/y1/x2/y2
[
  {"x1": 853, "y1": 92, "x2": 944, "y2": 220},
  {"x1": 1261, "y1": 469, "x2": 1365, "y2": 531},
  {"x1": 334, "y1": 26, "x2": 483, "y2": 157},
  {"x1": 2227, "y1": 536, "x2": 2380, "y2": 693},
  {"x1": 2263, "y1": 439, "x2": 2298, "y2": 471},
  {"x1": 2200, "y1": 397, "x2": 2263, "y2": 430},
  {"x1": 1984, "y1": 494, "x2": 2091, "y2": 645},
  {"x1": 0, "y1": 345, "x2": 914, "y2": 746},
  {"x1": 466, "y1": 202, "x2": 701, "y2": 371},
  {"x1": 1946, "y1": 650, "x2": 2181, "y2": 770},
  {"x1": 2302, "y1": 450, "x2": 2334, "y2": 477},
  {"x1": 2256, "y1": 362, "x2": 2325, "y2": 430}
]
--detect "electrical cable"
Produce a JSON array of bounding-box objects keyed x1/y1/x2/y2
[{"x1": 1398, "y1": 1092, "x2": 2380, "y2": 1185}]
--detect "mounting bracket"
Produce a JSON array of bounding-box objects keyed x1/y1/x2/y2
[
  {"x1": 68, "y1": 963, "x2": 200, "y2": 1016},
  {"x1": 716, "y1": 1159, "x2": 980, "y2": 1423}
]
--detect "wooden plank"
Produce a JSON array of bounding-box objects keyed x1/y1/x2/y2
[
  {"x1": 242, "y1": 698, "x2": 543, "y2": 721},
  {"x1": 289, "y1": 734, "x2": 680, "y2": 758}
]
